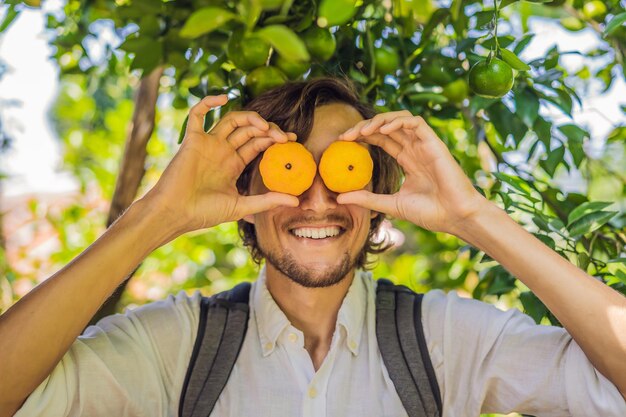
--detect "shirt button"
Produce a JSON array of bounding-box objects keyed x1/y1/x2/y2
[
  {"x1": 288, "y1": 333, "x2": 298, "y2": 343},
  {"x1": 308, "y1": 387, "x2": 317, "y2": 398},
  {"x1": 264, "y1": 342, "x2": 273, "y2": 351},
  {"x1": 349, "y1": 340, "x2": 358, "y2": 350}
]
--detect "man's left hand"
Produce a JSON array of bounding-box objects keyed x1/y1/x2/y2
[{"x1": 337, "y1": 110, "x2": 488, "y2": 234}]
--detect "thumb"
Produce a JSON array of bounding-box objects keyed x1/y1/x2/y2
[
  {"x1": 337, "y1": 190, "x2": 398, "y2": 217},
  {"x1": 238, "y1": 192, "x2": 300, "y2": 216}
]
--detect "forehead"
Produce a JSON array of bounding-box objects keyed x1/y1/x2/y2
[{"x1": 305, "y1": 103, "x2": 365, "y2": 158}]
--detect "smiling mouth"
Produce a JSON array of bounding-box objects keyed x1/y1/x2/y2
[{"x1": 289, "y1": 226, "x2": 345, "y2": 240}]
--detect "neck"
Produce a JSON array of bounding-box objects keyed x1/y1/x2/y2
[{"x1": 264, "y1": 264, "x2": 355, "y2": 349}]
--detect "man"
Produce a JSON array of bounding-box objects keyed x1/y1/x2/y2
[{"x1": 1, "y1": 77, "x2": 625, "y2": 416}]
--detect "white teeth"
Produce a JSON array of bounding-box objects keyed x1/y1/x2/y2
[{"x1": 292, "y1": 227, "x2": 341, "y2": 239}]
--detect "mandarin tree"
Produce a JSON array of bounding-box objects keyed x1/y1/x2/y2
[{"x1": 1, "y1": 0, "x2": 625, "y2": 342}]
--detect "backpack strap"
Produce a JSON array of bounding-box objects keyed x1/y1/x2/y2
[
  {"x1": 376, "y1": 278, "x2": 442, "y2": 417},
  {"x1": 179, "y1": 282, "x2": 252, "y2": 417}
]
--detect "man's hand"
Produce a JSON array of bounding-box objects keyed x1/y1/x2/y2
[
  {"x1": 337, "y1": 110, "x2": 488, "y2": 234},
  {"x1": 144, "y1": 95, "x2": 299, "y2": 234}
]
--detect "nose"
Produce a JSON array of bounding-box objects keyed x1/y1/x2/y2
[{"x1": 299, "y1": 174, "x2": 338, "y2": 212}]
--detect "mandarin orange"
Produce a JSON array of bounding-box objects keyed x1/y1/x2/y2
[
  {"x1": 259, "y1": 142, "x2": 317, "y2": 196},
  {"x1": 319, "y1": 141, "x2": 373, "y2": 193}
]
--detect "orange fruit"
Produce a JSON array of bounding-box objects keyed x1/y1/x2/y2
[
  {"x1": 302, "y1": 27, "x2": 336, "y2": 62},
  {"x1": 468, "y1": 58, "x2": 514, "y2": 98},
  {"x1": 259, "y1": 142, "x2": 317, "y2": 196},
  {"x1": 245, "y1": 66, "x2": 287, "y2": 97},
  {"x1": 319, "y1": 141, "x2": 373, "y2": 193},
  {"x1": 442, "y1": 78, "x2": 469, "y2": 104},
  {"x1": 227, "y1": 36, "x2": 271, "y2": 71},
  {"x1": 374, "y1": 46, "x2": 400, "y2": 76}
]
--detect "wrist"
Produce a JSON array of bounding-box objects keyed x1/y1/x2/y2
[
  {"x1": 125, "y1": 196, "x2": 188, "y2": 248},
  {"x1": 448, "y1": 198, "x2": 504, "y2": 245}
]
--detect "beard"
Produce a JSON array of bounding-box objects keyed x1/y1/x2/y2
[{"x1": 259, "y1": 246, "x2": 357, "y2": 288}]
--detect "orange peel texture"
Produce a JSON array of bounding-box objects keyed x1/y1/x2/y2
[
  {"x1": 319, "y1": 141, "x2": 373, "y2": 193},
  {"x1": 259, "y1": 142, "x2": 317, "y2": 196}
]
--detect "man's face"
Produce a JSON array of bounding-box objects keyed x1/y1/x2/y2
[{"x1": 245, "y1": 103, "x2": 375, "y2": 288}]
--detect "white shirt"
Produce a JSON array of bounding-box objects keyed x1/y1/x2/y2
[{"x1": 16, "y1": 269, "x2": 626, "y2": 416}]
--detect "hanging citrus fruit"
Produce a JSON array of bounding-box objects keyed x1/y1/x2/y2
[
  {"x1": 259, "y1": 142, "x2": 317, "y2": 196},
  {"x1": 227, "y1": 36, "x2": 271, "y2": 71},
  {"x1": 419, "y1": 56, "x2": 455, "y2": 85},
  {"x1": 302, "y1": 27, "x2": 336, "y2": 62},
  {"x1": 245, "y1": 66, "x2": 287, "y2": 97},
  {"x1": 374, "y1": 46, "x2": 400, "y2": 76},
  {"x1": 442, "y1": 78, "x2": 469, "y2": 104},
  {"x1": 274, "y1": 54, "x2": 310, "y2": 79},
  {"x1": 582, "y1": 0, "x2": 607, "y2": 22},
  {"x1": 468, "y1": 58, "x2": 514, "y2": 98},
  {"x1": 319, "y1": 141, "x2": 373, "y2": 193}
]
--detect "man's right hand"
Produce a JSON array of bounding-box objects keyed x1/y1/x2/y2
[{"x1": 144, "y1": 94, "x2": 299, "y2": 235}]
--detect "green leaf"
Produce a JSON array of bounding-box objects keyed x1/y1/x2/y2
[
  {"x1": 520, "y1": 291, "x2": 548, "y2": 324},
  {"x1": 513, "y1": 33, "x2": 534, "y2": 55},
  {"x1": 604, "y1": 12, "x2": 626, "y2": 37},
  {"x1": 482, "y1": 35, "x2": 516, "y2": 49},
  {"x1": 318, "y1": 0, "x2": 358, "y2": 27},
  {"x1": 132, "y1": 0, "x2": 162, "y2": 14},
  {"x1": 484, "y1": 266, "x2": 516, "y2": 296},
  {"x1": 606, "y1": 126, "x2": 626, "y2": 143},
  {"x1": 256, "y1": 25, "x2": 310, "y2": 62},
  {"x1": 567, "y1": 201, "x2": 614, "y2": 226},
  {"x1": 533, "y1": 233, "x2": 556, "y2": 250},
  {"x1": 515, "y1": 88, "x2": 540, "y2": 127},
  {"x1": 180, "y1": 7, "x2": 237, "y2": 39},
  {"x1": 417, "y1": 8, "x2": 450, "y2": 48},
  {"x1": 616, "y1": 270, "x2": 626, "y2": 286},
  {"x1": 578, "y1": 252, "x2": 591, "y2": 270},
  {"x1": 568, "y1": 211, "x2": 618, "y2": 237},
  {"x1": 240, "y1": 0, "x2": 262, "y2": 30},
  {"x1": 533, "y1": 116, "x2": 552, "y2": 148},
  {"x1": 500, "y1": 48, "x2": 531, "y2": 71},
  {"x1": 178, "y1": 115, "x2": 189, "y2": 144},
  {"x1": 558, "y1": 124, "x2": 588, "y2": 141},
  {"x1": 532, "y1": 216, "x2": 552, "y2": 233},
  {"x1": 129, "y1": 41, "x2": 162, "y2": 74},
  {"x1": 607, "y1": 258, "x2": 626, "y2": 264},
  {"x1": 487, "y1": 102, "x2": 528, "y2": 145},
  {"x1": 559, "y1": 124, "x2": 588, "y2": 167},
  {"x1": 0, "y1": 4, "x2": 19, "y2": 34},
  {"x1": 539, "y1": 145, "x2": 565, "y2": 176},
  {"x1": 450, "y1": 0, "x2": 463, "y2": 21},
  {"x1": 119, "y1": 36, "x2": 152, "y2": 54},
  {"x1": 475, "y1": 10, "x2": 494, "y2": 29},
  {"x1": 493, "y1": 172, "x2": 534, "y2": 196},
  {"x1": 501, "y1": 0, "x2": 520, "y2": 8},
  {"x1": 408, "y1": 92, "x2": 448, "y2": 104},
  {"x1": 536, "y1": 89, "x2": 572, "y2": 117}
]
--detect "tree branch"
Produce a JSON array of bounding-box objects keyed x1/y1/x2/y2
[{"x1": 89, "y1": 66, "x2": 164, "y2": 326}]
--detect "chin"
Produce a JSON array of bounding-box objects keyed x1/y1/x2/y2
[{"x1": 263, "y1": 249, "x2": 356, "y2": 289}]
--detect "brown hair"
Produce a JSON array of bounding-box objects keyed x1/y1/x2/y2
[{"x1": 236, "y1": 77, "x2": 402, "y2": 268}]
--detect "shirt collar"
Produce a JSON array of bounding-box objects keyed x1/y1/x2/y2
[
  {"x1": 252, "y1": 267, "x2": 369, "y2": 357},
  {"x1": 336, "y1": 270, "x2": 368, "y2": 355},
  {"x1": 253, "y1": 267, "x2": 291, "y2": 357}
]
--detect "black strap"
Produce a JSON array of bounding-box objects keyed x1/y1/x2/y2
[
  {"x1": 179, "y1": 282, "x2": 251, "y2": 417},
  {"x1": 376, "y1": 278, "x2": 442, "y2": 417}
]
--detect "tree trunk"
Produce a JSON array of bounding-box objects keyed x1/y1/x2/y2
[{"x1": 90, "y1": 66, "x2": 164, "y2": 325}]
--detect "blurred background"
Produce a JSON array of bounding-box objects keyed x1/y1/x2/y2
[{"x1": 0, "y1": 1, "x2": 625, "y2": 413}]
